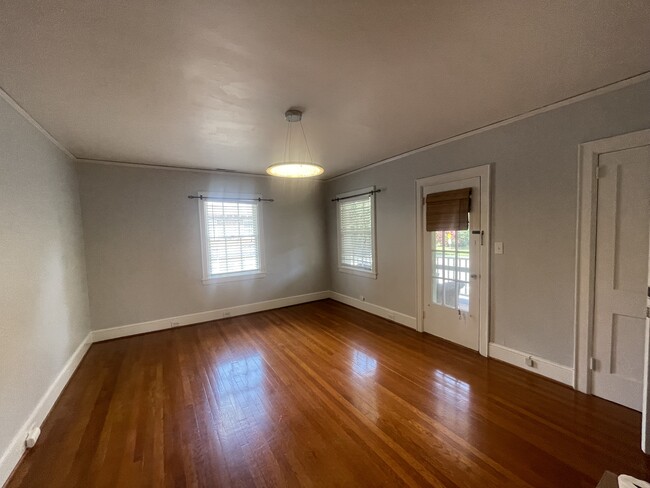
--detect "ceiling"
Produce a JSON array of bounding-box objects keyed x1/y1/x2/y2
[{"x1": 1, "y1": 1, "x2": 649, "y2": 178}]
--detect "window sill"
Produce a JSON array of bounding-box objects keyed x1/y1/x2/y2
[
  {"x1": 338, "y1": 267, "x2": 377, "y2": 279},
  {"x1": 202, "y1": 271, "x2": 266, "y2": 285}
]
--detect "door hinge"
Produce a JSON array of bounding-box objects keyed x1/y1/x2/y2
[
  {"x1": 595, "y1": 165, "x2": 601, "y2": 179},
  {"x1": 422, "y1": 310, "x2": 426, "y2": 320},
  {"x1": 646, "y1": 306, "x2": 650, "y2": 319},
  {"x1": 422, "y1": 196, "x2": 426, "y2": 206},
  {"x1": 589, "y1": 357, "x2": 598, "y2": 371}
]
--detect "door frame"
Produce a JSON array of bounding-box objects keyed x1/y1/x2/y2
[
  {"x1": 641, "y1": 226, "x2": 650, "y2": 454},
  {"x1": 574, "y1": 129, "x2": 650, "y2": 451},
  {"x1": 415, "y1": 164, "x2": 492, "y2": 357}
]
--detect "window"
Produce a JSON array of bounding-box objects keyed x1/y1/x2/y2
[
  {"x1": 337, "y1": 187, "x2": 376, "y2": 278},
  {"x1": 198, "y1": 194, "x2": 265, "y2": 284}
]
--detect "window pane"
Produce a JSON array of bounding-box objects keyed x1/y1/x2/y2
[
  {"x1": 443, "y1": 280, "x2": 457, "y2": 308},
  {"x1": 457, "y1": 229, "x2": 469, "y2": 252},
  {"x1": 432, "y1": 252, "x2": 442, "y2": 277},
  {"x1": 444, "y1": 230, "x2": 456, "y2": 250},
  {"x1": 204, "y1": 200, "x2": 261, "y2": 276},
  {"x1": 433, "y1": 277, "x2": 444, "y2": 304},
  {"x1": 458, "y1": 282, "x2": 470, "y2": 312},
  {"x1": 339, "y1": 194, "x2": 374, "y2": 272}
]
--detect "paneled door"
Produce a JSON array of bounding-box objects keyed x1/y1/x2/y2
[
  {"x1": 422, "y1": 177, "x2": 481, "y2": 350},
  {"x1": 591, "y1": 145, "x2": 650, "y2": 411}
]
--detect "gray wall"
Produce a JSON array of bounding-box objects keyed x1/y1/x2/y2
[
  {"x1": 76, "y1": 164, "x2": 329, "y2": 330},
  {"x1": 326, "y1": 79, "x2": 650, "y2": 367},
  {"x1": 0, "y1": 98, "x2": 90, "y2": 458}
]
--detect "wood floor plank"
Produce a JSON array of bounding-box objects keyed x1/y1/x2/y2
[{"x1": 6, "y1": 299, "x2": 650, "y2": 487}]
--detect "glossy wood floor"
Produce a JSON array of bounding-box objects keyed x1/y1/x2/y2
[{"x1": 7, "y1": 300, "x2": 650, "y2": 487}]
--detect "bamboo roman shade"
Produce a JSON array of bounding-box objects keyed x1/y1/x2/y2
[{"x1": 425, "y1": 188, "x2": 471, "y2": 231}]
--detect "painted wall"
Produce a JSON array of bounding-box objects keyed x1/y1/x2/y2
[
  {"x1": 325, "y1": 79, "x2": 650, "y2": 367},
  {"x1": 0, "y1": 98, "x2": 90, "y2": 466},
  {"x1": 76, "y1": 164, "x2": 329, "y2": 330}
]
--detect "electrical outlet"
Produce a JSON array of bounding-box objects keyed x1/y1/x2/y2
[
  {"x1": 223, "y1": 311, "x2": 231, "y2": 318},
  {"x1": 494, "y1": 242, "x2": 504, "y2": 254},
  {"x1": 525, "y1": 356, "x2": 535, "y2": 368}
]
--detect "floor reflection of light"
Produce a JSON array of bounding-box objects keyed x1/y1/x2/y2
[
  {"x1": 215, "y1": 353, "x2": 269, "y2": 446},
  {"x1": 350, "y1": 349, "x2": 380, "y2": 423},
  {"x1": 433, "y1": 370, "x2": 471, "y2": 411},
  {"x1": 352, "y1": 349, "x2": 378, "y2": 377}
]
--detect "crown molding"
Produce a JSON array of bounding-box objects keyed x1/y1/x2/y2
[
  {"x1": 0, "y1": 86, "x2": 76, "y2": 160},
  {"x1": 326, "y1": 70, "x2": 650, "y2": 181},
  {"x1": 76, "y1": 158, "x2": 271, "y2": 178},
  {"x1": 76, "y1": 158, "x2": 327, "y2": 181}
]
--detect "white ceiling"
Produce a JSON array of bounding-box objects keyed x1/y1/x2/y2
[{"x1": 1, "y1": 1, "x2": 649, "y2": 178}]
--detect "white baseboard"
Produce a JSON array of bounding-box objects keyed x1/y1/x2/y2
[
  {"x1": 488, "y1": 342, "x2": 574, "y2": 386},
  {"x1": 327, "y1": 291, "x2": 417, "y2": 329},
  {"x1": 0, "y1": 332, "x2": 92, "y2": 487},
  {"x1": 92, "y1": 291, "x2": 331, "y2": 342}
]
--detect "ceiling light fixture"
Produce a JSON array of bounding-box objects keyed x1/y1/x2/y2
[{"x1": 266, "y1": 109, "x2": 324, "y2": 178}]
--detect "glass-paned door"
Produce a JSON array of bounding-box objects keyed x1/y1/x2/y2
[{"x1": 423, "y1": 177, "x2": 481, "y2": 351}]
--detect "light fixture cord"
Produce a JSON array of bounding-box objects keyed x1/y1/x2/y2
[
  {"x1": 299, "y1": 120, "x2": 313, "y2": 163},
  {"x1": 283, "y1": 119, "x2": 291, "y2": 163},
  {"x1": 288, "y1": 118, "x2": 294, "y2": 162}
]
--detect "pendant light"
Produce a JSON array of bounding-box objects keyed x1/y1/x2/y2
[{"x1": 266, "y1": 109, "x2": 324, "y2": 178}]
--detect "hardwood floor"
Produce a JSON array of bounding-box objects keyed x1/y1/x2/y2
[{"x1": 6, "y1": 299, "x2": 650, "y2": 487}]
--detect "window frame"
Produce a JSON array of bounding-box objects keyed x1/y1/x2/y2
[
  {"x1": 336, "y1": 186, "x2": 377, "y2": 279},
  {"x1": 197, "y1": 192, "x2": 266, "y2": 285}
]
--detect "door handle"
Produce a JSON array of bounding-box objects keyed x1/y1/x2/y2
[{"x1": 470, "y1": 274, "x2": 478, "y2": 279}]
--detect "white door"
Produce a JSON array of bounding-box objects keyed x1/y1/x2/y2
[
  {"x1": 592, "y1": 145, "x2": 650, "y2": 411},
  {"x1": 423, "y1": 177, "x2": 481, "y2": 350}
]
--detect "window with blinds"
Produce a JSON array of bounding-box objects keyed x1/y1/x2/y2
[
  {"x1": 199, "y1": 197, "x2": 264, "y2": 283},
  {"x1": 337, "y1": 187, "x2": 376, "y2": 277}
]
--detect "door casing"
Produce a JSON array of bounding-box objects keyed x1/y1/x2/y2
[{"x1": 415, "y1": 164, "x2": 492, "y2": 357}]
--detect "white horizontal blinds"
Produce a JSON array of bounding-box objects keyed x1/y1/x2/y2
[
  {"x1": 339, "y1": 194, "x2": 373, "y2": 271},
  {"x1": 204, "y1": 200, "x2": 260, "y2": 275}
]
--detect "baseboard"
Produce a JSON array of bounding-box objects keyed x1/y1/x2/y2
[
  {"x1": 327, "y1": 291, "x2": 417, "y2": 329},
  {"x1": 488, "y1": 343, "x2": 574, "y2": 386},
  {"x1": 0, "y1": 332, "x2": 92, "y2": 487},
  {"x1": 91, "y1": 291, "x2": 331, "y2": 342}
]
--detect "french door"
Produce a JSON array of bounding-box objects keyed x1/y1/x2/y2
[{"x1": 422, "y1": 177, "x2": 481, "y2": 350}]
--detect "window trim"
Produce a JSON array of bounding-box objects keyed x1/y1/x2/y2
[
  {"x1": 336, "y1": 186, "x2": 377, "y2": 279},
  {"x1": 197, "y1": 192, "x2": 266, "y2": 285}
]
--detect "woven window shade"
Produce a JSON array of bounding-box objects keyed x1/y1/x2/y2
[{"x1": 425, "y1": 188, "x2": 471, "y2": 231}]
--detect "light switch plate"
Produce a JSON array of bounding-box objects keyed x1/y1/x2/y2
[{"x1": 494, "y1": 242, "x2": 504, "y2": 254}]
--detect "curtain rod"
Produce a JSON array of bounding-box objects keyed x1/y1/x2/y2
[
  {"x1": 331, "y1": 189, "x2": 381, "y2": 202},
  {"x1": 188, "y1": 195, "x2": 274, "y2": 202}
]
